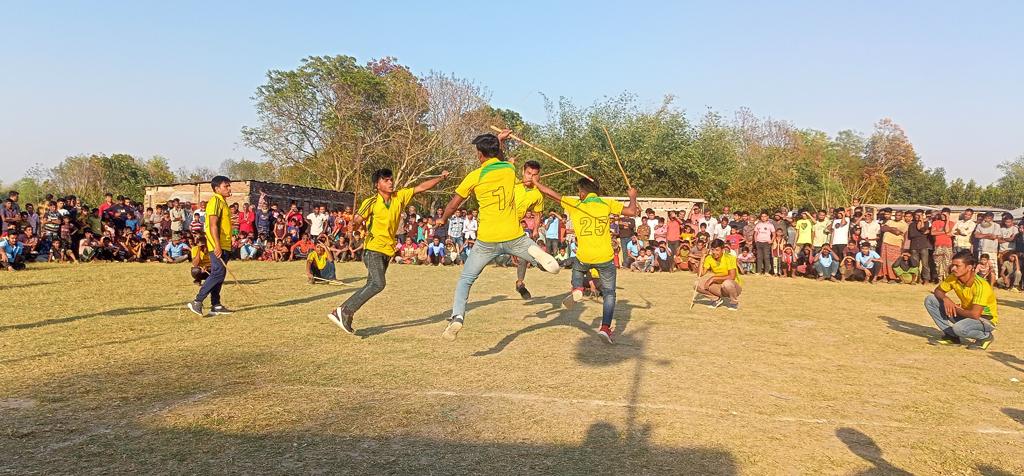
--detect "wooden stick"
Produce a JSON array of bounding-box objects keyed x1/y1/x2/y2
[
  {"x1": 540, "y1": 163, "x2": 590, "y2": 179},
  {"x1": 601, "y1": 125, "x2": 632, "y2": 189},
  {"x1": 489, "y1": 125, "x2": 593, "y2": 181}
]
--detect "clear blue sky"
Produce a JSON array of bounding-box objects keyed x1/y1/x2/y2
[{"x1": 1, "y1": 1, "x2": 1021, "y2": 185}]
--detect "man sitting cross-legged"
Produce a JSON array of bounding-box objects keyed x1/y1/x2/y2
[{"x1": 925, "y1": 250, "x2": 997, "y2": 350}]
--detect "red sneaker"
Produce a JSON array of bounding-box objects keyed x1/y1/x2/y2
[{"x1": 598, "y1": 325, "x2": 614, "y2": 344}]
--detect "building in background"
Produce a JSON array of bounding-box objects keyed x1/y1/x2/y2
[{"x1": 144, "y1": 180, "x2": 355, "y2": 211}]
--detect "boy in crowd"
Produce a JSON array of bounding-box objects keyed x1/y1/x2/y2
[
  {"x1": 853, "y1": 241, "x2": 883, "y2": 283},
  {"x1": 926, "y1": 250, "x2": 997, "y2": 350},
  {"x1": 327, "y1": 168, "x2": 450, "y2": 334},
  {"x1": 435, "y1": 131, "x2": 560, "y2": 341},
  {"x1": 534, "y1": 176, "x2": 639, "y2": 343},
  {"x1": 696, "y1": 239, "x2": 742, "y2": 310}
]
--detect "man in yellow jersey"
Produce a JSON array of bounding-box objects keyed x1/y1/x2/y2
[
  {"x1": 513, "y1": 160, "x2": 546, "y2": 299},
  {"x1": 187, "y1": 176, "x2": 234, "y2": 317},
  {"x1": 697, "y1": 239, "x2": 742, "y2": 311},
  {"x1": 926, "y1": 249, "x2": 997, "y2": 349},
  {"x1": 436, "y1": 132, "x2": 560, "y2": 341},
  {"x1": 534, "y1": 177, "x2": 639, "y2": 344},
  {"x1": 327, "y1": 168, "x2": 449, "y2": 334},
  {"x1": 306, "y1": 238, "x2": 337, "y2": 283}
]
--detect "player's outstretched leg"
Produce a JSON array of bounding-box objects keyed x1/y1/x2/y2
[
  {"x1": 527, "y1": 241, "x2": 560, "y2": 274},
  {"x1": 444, "y1": 240, "x2": 497, "y2": 341},
  {"x1": 515, "y1": 255, "x2": 532, "y2": 299},
  {"x1": 329, "y1": 250, "x2": 388, "y2": 334}
]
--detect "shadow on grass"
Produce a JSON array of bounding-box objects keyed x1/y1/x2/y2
[
  {"x1": 356, "y1": 295, "x2": 511, "y2": 339},
  {"x1": 835, "y1": 427, "x2": 911, "y2": 475},
  {"x1": 0, "y1": 332, "x2": 170, "y2": 365},
  {"x1": 0, "y1": 281, "x2": 58, "y2": 291},
  {"x1": 996, "y1": 297, "x2": 1024, "y2": 311},
  {"x1": 1002, "y1": 408, "x2": 1024, "y2": 426},
  {"x1": 978, "y1": 464, "x2": 1018, "y2": 476},
  {"x1": 989, "y1": 352, "x2": 1024, "y2": 373},
  {"x1": 878, "y1": 315, "x2": 941, "y2": 342},
  {"x1": 236, "y1": 288, "x2": 356, "y2": 313},
  {"x1": 0, "y1": 303, "x2": 183, "y2": 333}
]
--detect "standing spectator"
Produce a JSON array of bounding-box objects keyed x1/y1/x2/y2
[
  {"x1": 239, "y1": 203, "x2": 256, "y2": 236},
  {"x1": 168, "y1": 200, "x2": 186, "y2": 238},
  {"x1": 286, "y1": 203, "x2": 304, "y2": 235},
  {"x1": 447, "y1": 210, "x2": 465, "y2": 250},
  {"x1": 2, "y1": 200, "x2": 21, "y2": 232},
  {"x1": 543, "y1": 210, "x2": 561, "y2": 256},
  {"x1": 879, "y1": 210, "x2": 908, "y2": 283},
  {"x1": 830, "y1": 208, "x2": 851, "y2": 258},
  {"x1": 666, "y1": 211, "x2": 682, "y2": 255},
  {"x1": 644, "y1": 209, "x2": 659, "y2": 242},
  {"x1": 908, "y1": 210, "x2": 933, "y2": 285},
  {"x1": 973, "y1": 213, "x2": 999, "y2": 261},
  {"x1": 618, "y1": 214, "x2": 635, "y2": 267},
  {"x1": 306, "y1": 206, "x2": 329, "y2": 238},
  {"x1": 463, "y1": 211, "x2": 478, "y2": 242},
  {"x1": 931, "y1": 208, "x2": 954, "y2": 281},
  {"x1": 952, "y1": 208, "x2": 976, "y2": 254},
  {"x1": 753, "y1": 212, "x2": 775, "y2": 275},
  {"x1": 25, "y1": 203, "x2": 40, "y2": 235},
  {"x1": 811, "y1": 210, "x2": 831, "y2": 254},
  {"x1": 255, "y1": 199, "x2": 273, "y2": 237},
  {"x1": 635, "y1": 218, "x2": 652, "y2": 248},
  {"x1": 997, "y1": 213, "x2": 1018, "y2": 258},
  {"x1": 858, "y1": 210, "x2": 880, "y2": 250}
]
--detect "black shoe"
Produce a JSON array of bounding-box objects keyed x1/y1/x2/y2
[
  {"x1": 327, "y1": 306, "x2": 354, "y2": 334},
  {"x1": 967, "y1": 334, "x2": 994, "y2": 351},
  {"x1": 516, "y1": 282, "x2": 532, "y2": 300},
  {"x1": 209, "y1": 305, "x2": 234, "y2": 315},
  {"x1": 936, "y1": 335, "x2": 961, "y2": 346},
  {"x1": 186, "y1": 301, "x2": 205, "y2": 317}
]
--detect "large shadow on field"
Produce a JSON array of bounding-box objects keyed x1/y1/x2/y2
[
  {"x1": 878, "y1": 315, "x2": 941, "y2": 342},
  {"x1": 2, "y1": 344, "x2": 735, "y2": 475},
  {"x1": 0, "y1": 303, "x2": 183, "y2": 332},
  {"x1": 237, "y1": 287, "x2": 356, "y2": 312},
  {"x1": 977, "y1": 464, "x2": 1019, "y2": 476},
  {"x1": 1002, "y1": 408, "x2": 1024, "y2": 426},
  {"x1": 473, "y1": 297, "x2": 651, "y2": 357},
  {"x1": 835, "y1": 427, "x2": 911, "y2": 475},
  {"x1": 989, "y1": 351, "x2": 1024, "y2": 373},
  {"x1": 0, "y1": 281, "x2": 57, "y2": 291},
  {"x1": 356, "y1": 295, "x2": 511, "y2": 339}
]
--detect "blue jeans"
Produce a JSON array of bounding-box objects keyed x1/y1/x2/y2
[
  {"x1": 814, "y1": 260, "x2": 838, "y2": 278},
  {"x1": 572, "y1": 259, "x2": 618, "y2": 327},
  {"x1": 924, "y1": 294, "x2": 994, "y2": 340},
  {"x1": 452, "y1": 233, "x2": 539, "y2": 320},
  {"x1": 195, "y1": 253, "x2": 228, "y2": 306}
]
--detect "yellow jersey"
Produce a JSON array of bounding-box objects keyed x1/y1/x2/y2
[
  {"x1": 455, "y1": 158, "x2": 522, "y2": 243},
  {"x1": 190, "y1": 244, "x2": 210, "y2": 268},
  {"x1": 358, "y1": 188, "x2": 415, "y2": 257},
  {"x1": 204, "y1": 193, "x2": 232, "y2": 250},
  {"x1": 559, "y1": 193, "x2": 624, "y2": 264},
  {"x1": 307, "y1": 250, "x2": 330, "y2": 270},
  {"x1": 702, "y1": 253, "x2": 742, "y2": 285},
  {"x1": 939, "y1": 274, "x2": 998, "y2": 325},
  {"x1": 515, "y1": 183, "x2": 544, "y2": 220}
]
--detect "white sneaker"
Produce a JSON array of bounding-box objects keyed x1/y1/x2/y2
[
  {"x1": 562, "y1": 289, "x2": 585, "y2": 309},
  {"x1": 528, "y1": 245, "x2": 560, "y2": 274},
  {"x1": 442, "y1": 316, "x2": 464, "y2": 341}
]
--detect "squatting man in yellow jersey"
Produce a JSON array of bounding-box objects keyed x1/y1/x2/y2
[
  {"x1": 436, "y1": 131, "x2": 561, "y2": 341},
  {"x1": 925, "y1": 249, "x2": 998, "y2": 350},
  {"x1": 187, "y1": 175, "x2": 235, "y2": 317},
  {"x1": 533, "y1": 177, "x2": 639, "y2": 344},
  {"x1": 327, "y1": 168, "x2": 450, "y2": 334}
]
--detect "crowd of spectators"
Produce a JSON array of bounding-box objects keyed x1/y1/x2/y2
[{"x1": 3, "y1": 189, "x2": 1022, "y2": 292}]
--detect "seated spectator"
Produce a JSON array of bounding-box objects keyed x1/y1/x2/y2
[
  {"x1": 625, "y1": 235, "x2": 641, "y2": 268},
  {"x1": 696, "y1": 239, "x2": 742, "y2": 310},
  {"x1": 777, "y1": 244, "x2": 795, "y2": 277},
  {"x1": 554, "y1": 246, "x2": 569, "y2": 268},
  {"x1": 687, "y1": 241, "x2": 706, "y2": 272},
  {"x1": 975, "y1": 253, "x2": 995, "y2": 286},
  {"x1": 163, "y1": 236, "x2": 190, "y2": 263},
  {"x1": 814, "y1": 244, "x2": 839, "y2": 281},
  {"x1": 290, "y1": 233, "x2": 315, "y2": 260},
  {"x1": 839, "y1": 255, "x2": 857, "y2": 281},
  {"x1": 78, "y1": 230, "x2": 97, "y2": 262},
  {"x1": 795, "y1": 244, "x2": 815, "y2": 277},
  {"x1": 443, "y1": 238, "x2": 459, "y2": 265},
  {"x1": 630, "y1": 248, "x2": 654, "y2": 272},
  {"x1": 346, "y1": 231, "x2": 365, "y2": 262},
  {"x1": 925, "y1": 250, "x2": 997, "y2": 349},
  {"x1": 191, "y1": 238, "x2": 210, "y2": 285},
  {"x1": 674, "y1": 242, "x2": 691, "y2": 271},
  {"x1": 48, "y1": 238, "x2": 77, "y2": 263},
  {"x1": 397, "y1": 237, "x2": 418, "y2": 264},
  {"x1": 416, "y1": 240, "x2": 429, "y2": 265},
  {"x1": 853, "y1": 242, "x2": 882, "y2": 284},
  {"x1": 307, "y1": 243, "x2": 337, "y2": 283},
  {"x1": 725, "y1": 229, "x2": 743, "y2": 256},
  {"x1": 427, "y1": 237, "x2": 445, "y2": 266},
  {"x1": 999, "y1": 251, "x2": 1021, "y2": 290},
  {"x1": 272, "y1": 239, "x2": 290, "y2": 262},
  {"x1": 892, "y1": 250, "x2": 921, "y2": 284},
  {"x1": 653, "y1": 242, "x2": 673, "y2": 272},
  {"x1": 22, "y1": 226, "x2": 39, "y2": 261},
  {"x1": 239, "y1": 236, "x2": 259, "y2": 260},
  {"x1": 1, "y1": 232, "x2": 26, "y2": 271},
  {"x1": 458, "y1": 239, "x2": 475, "y2": 264},
  {"x1": 736, "y1": 246, "x2": 755, "y2": 274}
]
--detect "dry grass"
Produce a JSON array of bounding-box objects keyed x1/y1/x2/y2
[{"x1": 2, "y1": 261, "x2": 1022, "y2": 475}]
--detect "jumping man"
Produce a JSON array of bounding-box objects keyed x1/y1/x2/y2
[
  {"x1": 327, "y1": 168, "x2": 449, "y2": 333},
  {"x1": 534, "y1": 177, "x2": 639, "y2": 343},
  {"x1": 436, "y1": 132, "x2": 560, "y2": 341},
  {"x1": 514, "y1": 160, "x2": 546, "y2": 299},
  {"x1": 187, "y1": 175, "x2": 234, "y2": 317}
]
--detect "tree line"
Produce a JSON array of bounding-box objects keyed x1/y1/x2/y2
[{"x1": 4, "y1": 54, "x2": 1022, "y2": 211}]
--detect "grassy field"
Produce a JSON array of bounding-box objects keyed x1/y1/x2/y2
[{"x1": 2, "y1": 260, "x2": 1022, "y2": 475}]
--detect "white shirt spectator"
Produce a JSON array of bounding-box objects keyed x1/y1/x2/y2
[
  {"x1": 975, "y1": 221, "x2": 999, "y2": 254},
  {"x1": 952, "y1": 219, "x2": 976, "y2": 249},
  {"x1": 998, "y1": 225, "x2": 1018, "y2": 252},
  {"x1": 645, "y1": 217, "x2": 659, "y2": 240},
  {"x1": 307, "y1": 211, "x2": 329, "y2": 236},
  {"x1": 463, "y1": 217, "x2": 478, "y2": 240},
  {"x1": 858, "y1": 219, "x2": 880, "y2": 246},
  {"x1": 831, "y1": 218, "x2": 850, "y2": 245}
]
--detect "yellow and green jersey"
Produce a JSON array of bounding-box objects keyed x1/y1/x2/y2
[
  {"x1": 515, "y1": 183, "x2": 544, "y2": 220},
  {"x1": 559, "y1": 193, "x2": 624, "y2": 264},
  {"x1": 358, "y1": 188, "x2": 415, "y2": 257},
  {"x1": 455, "y1": 158, "x2": 522, "y2": 242},
  {"x1": 939, "y1": 274, "x2": 998, "y2": 325},
  {"x1": 204, "y1": 193, "x2": 232, "y2": 250},
  {"x1": 702, "y1": 253, "x2": 742, "y2": 285}
]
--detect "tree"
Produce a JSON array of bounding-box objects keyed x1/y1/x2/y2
[
  {"x1": 220, "y1": 158, "x2": 279, "y2": 182},
  {"x1": 864, "y1": 118, "x2": 918, "y2": 202}
]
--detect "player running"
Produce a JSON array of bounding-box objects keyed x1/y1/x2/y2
[
  {"x1": 327, "y1": 168, "x2": 449, "y2": 334},
  {"x1": 534, "y1": 177, "x2": 639, "y2": 343},
  {"x1": 436, "y1": 132, "x2": 560, "y2": 341}
]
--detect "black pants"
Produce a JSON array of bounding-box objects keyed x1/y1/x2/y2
[
  {"x1": 755, "y1": 242, "x2": 773, "y2": 274},
  {"x1": 341, "y1": 250, "x2": 390, "y2": 314}
]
